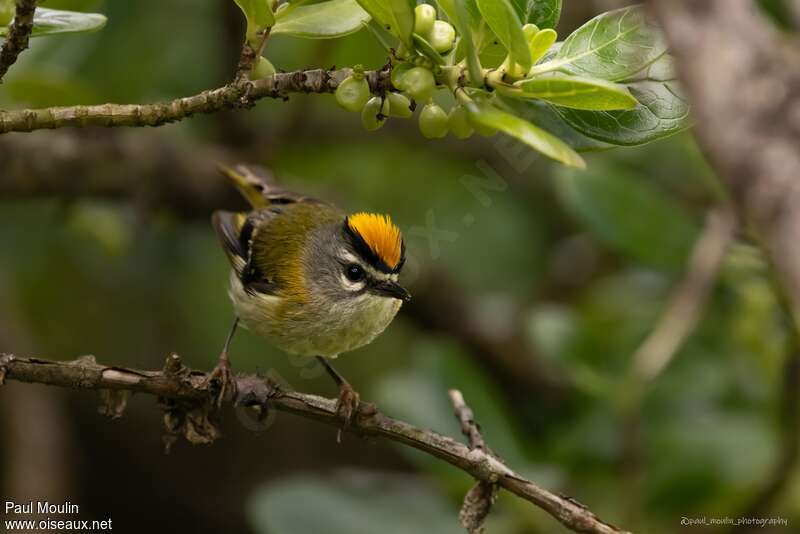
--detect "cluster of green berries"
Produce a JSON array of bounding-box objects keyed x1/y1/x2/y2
[{"x1": 335, "y1": 3, "x2": 496, "y2": 139}]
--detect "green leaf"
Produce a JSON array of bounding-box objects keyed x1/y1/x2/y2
[
  {"x1": 437, "y1": 0, "x2": 481, "y2": 31},
  {"x1": 501, "y1": 75, "x2": 638, "y2": 110},
  {"x1": 556, "y1": 165, "x2": 699, "y2": 270},
  {"x1": 528, "y1": 0, "x2": 562, "y2": 29},
  {"x1": 412, "y1": 33, "x2": 446, "y2": 65},
  {"x1": 356, "y1": 0, "x2": 414, "y2": 47},
  {"x1": 448, "y1": 0, "x2": 482, "y2": 84},
  {"x1": 0, "y1": 8, "x2": 108, "y2": 38},
  {"x1": 500, "y1": 97, "x2": 613, "y2": 152},
  {"x1": 529, "y1": 28, "x2": 557, "y2": 64},
  {"x1": 465, "y1": 101, "x2": 585, "y2": 168},
  {"x1": 34, "y1": 10, "x2": 106, "y2": 37},
  {"x1": 557, "y1": 54, "x2": 691, "y2": 145},
  {"x1": 234, "y1": 0, "x2": 274, "y2": 41},
  {"x1": 476, "y1": 0, "x2": 531, "y2": 70},
  {"x1": 508, "y1": 0, "x2": 562, "y2": 29},
  {"x1": 273, "y1": 0, "x2": 369, "y2": 39},
  {"x1": 533, "y1": 6, "x2": 667, "y2": 81}
]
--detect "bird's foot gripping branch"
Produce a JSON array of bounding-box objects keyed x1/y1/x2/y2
[{"x1": 0, "y1": 352, "x2": 630, "y2": 534}]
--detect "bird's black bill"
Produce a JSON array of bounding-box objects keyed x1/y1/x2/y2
[{"x1": 371, "y1": 280, "x2": 412, "y2": 302}]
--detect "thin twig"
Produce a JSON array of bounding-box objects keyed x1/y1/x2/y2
[
  {"x1": 0, "y1": 353, "x2": 629, "y2": 534},
  {"x1": 0, "y1": 0, "x2": 37, "y2": 83},
  {"x1": 449, "y1": 389, "x2": 499, "y2": 534},
  {"x1": 0, "y1": 67, "x2": 392, "y2": 134},
  {"x1": 450, "y1": 389, "x2": 489, "y2": 451}
]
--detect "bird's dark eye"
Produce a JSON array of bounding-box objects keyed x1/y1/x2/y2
[{"x1": 345, "y1": 263, "x2": 365, "y2": 282}]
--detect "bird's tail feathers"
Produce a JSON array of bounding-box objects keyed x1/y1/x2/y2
[{"x1": 218, "y1": 164, "x2": 275, "y2": 209}]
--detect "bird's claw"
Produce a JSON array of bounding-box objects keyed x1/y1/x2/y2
[
  {"x1": 335, "y1": 382, "x2": 360, "y2": 442},
  {"x1": 208, "y1": 356, "x2": 236, "y2": 409}
]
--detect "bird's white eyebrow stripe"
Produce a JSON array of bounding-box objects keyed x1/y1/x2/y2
[{"x1": 338, "y1": 249, "x2": 361, "y2": 264}]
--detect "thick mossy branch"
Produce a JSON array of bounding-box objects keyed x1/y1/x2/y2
[
  {"x1": 0, "y1": 68, "x2": 391, "y2": 134},
  {"x1": 0, "y1": 353, "x2": 628, "y2": 534},
  {"x1": 0, "y1": 0, "x2": 37, "y2": 83}
]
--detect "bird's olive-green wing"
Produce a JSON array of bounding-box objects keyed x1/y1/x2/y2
[
  {"x1": 248, "y1": 202, "x2": 342, "y2": 298},
  {"x1": 213, "y1": 195, "x2": 341, "y2": 297}
]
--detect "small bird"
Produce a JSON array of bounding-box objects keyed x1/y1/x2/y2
[{"x1": 210, "y1": 165, "x2": 410, "y2": 424}]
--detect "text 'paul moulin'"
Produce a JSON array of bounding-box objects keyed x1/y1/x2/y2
[{"x1": 5, "y1": 501, "x2": 80, "y2": 515}]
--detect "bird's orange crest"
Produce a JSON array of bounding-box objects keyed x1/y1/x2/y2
[{"x1": 347, "y1": 212, "x2": 403, "y2": 270}]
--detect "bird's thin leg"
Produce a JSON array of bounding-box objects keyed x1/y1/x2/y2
[
  {"x1": 208, "y1": 317, "x2": 240, "y2": 407},
  {"x1": 316, "y1": 356, "x2": 360, "y2": 437}
]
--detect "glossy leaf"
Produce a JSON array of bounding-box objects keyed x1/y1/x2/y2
[
  {"x1": 502, "y1": 75, "x2": 638, "y2": 110},
  {"x1": 477, "y1": 0, "x2": 531, "y2": 70},
  {"x1": 557, "y1": 54, "x2": 691, "y2": 145},
  {"x1": 273, "y1": 0, "x2": 369, "y2": 39},
  {"x1": 534, "y1": 6, "x2": 667, "y2": 81},
  {"x1": 465, "y1": 101, "x2": 585, "y2": 168},
  {"x1": 529, "y1": 28, "x2": 557, "y2": 64},
  {"x1": 437, "y1": 0, "x2": 481, "y2": 31},
  {"x1": 356, "y1": 0, "x2": 414, "y2": 47},
  {"x1": 448, "y1": 0, "x2": 482, "y2": 84},
  {"x1": 500, "y1": 97, "x2": 612, "y2": 152},
  {"x1": 557, "y1": 165, "x2": 699, "y2": 270},
  {"x1": 0, "y1": 8, "x2": 107, "y2": 38},
  {"x1": 528, "y1": 0, "x2": 562, "y2": 29},
  {"x1": 234, "y1": 0, "x2": 274, "y2": 41},
  {"x1": 508, "y1": 0, "x2": 562, "y2": 29}
]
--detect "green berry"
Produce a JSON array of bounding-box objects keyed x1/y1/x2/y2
[
  {"x1": 387, "y1": 92, "x2": 413, "y2": 118},
  {"x1": 361, "y1": 96, "x2": 389, "y2": 131},
  {"x1": 414, "y1": 4, "x2": 437, "y2": 36},
  {"x1": 448, "y1": 105, "x2": 474, "y2": 139},
  {"x1": 403, "y1": 67, "x2": 436, "y2": 103},
  {"x1": 250, "y1": 57, "x2": 276, "y2": 81},
  {"x1": 429, "y1": 20, "x2": 455, "y2": 53},
  {"x1": 336, "y1": 75, "x2": 371, "y2": 113},
  {"x1": 419, "y1": 103, "x2": 448, "y2": 138},
  {"x1": 391, "y1": 62, "x2": 414, "y2": 91}
]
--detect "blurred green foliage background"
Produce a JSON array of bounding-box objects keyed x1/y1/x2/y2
[{"x1": 0, "y1": 1, "x2": 798, "y2": 533}]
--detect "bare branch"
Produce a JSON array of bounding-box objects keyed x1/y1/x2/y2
[
  {"x1": 450, "y1": 389, "x2": 489, "y2": 452},
  {"x1": 450, "y1": 389, "x2": 498, "y2": 534},
  {"x1": 0, "y1": 67, "x2": 391, "y2": 134},
  {"x1": 0, "y1": 353, "x2": 629, "y2": 534},
  {"x1": 0, "y1": 0, "x2": 36, "y2": 83}
]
